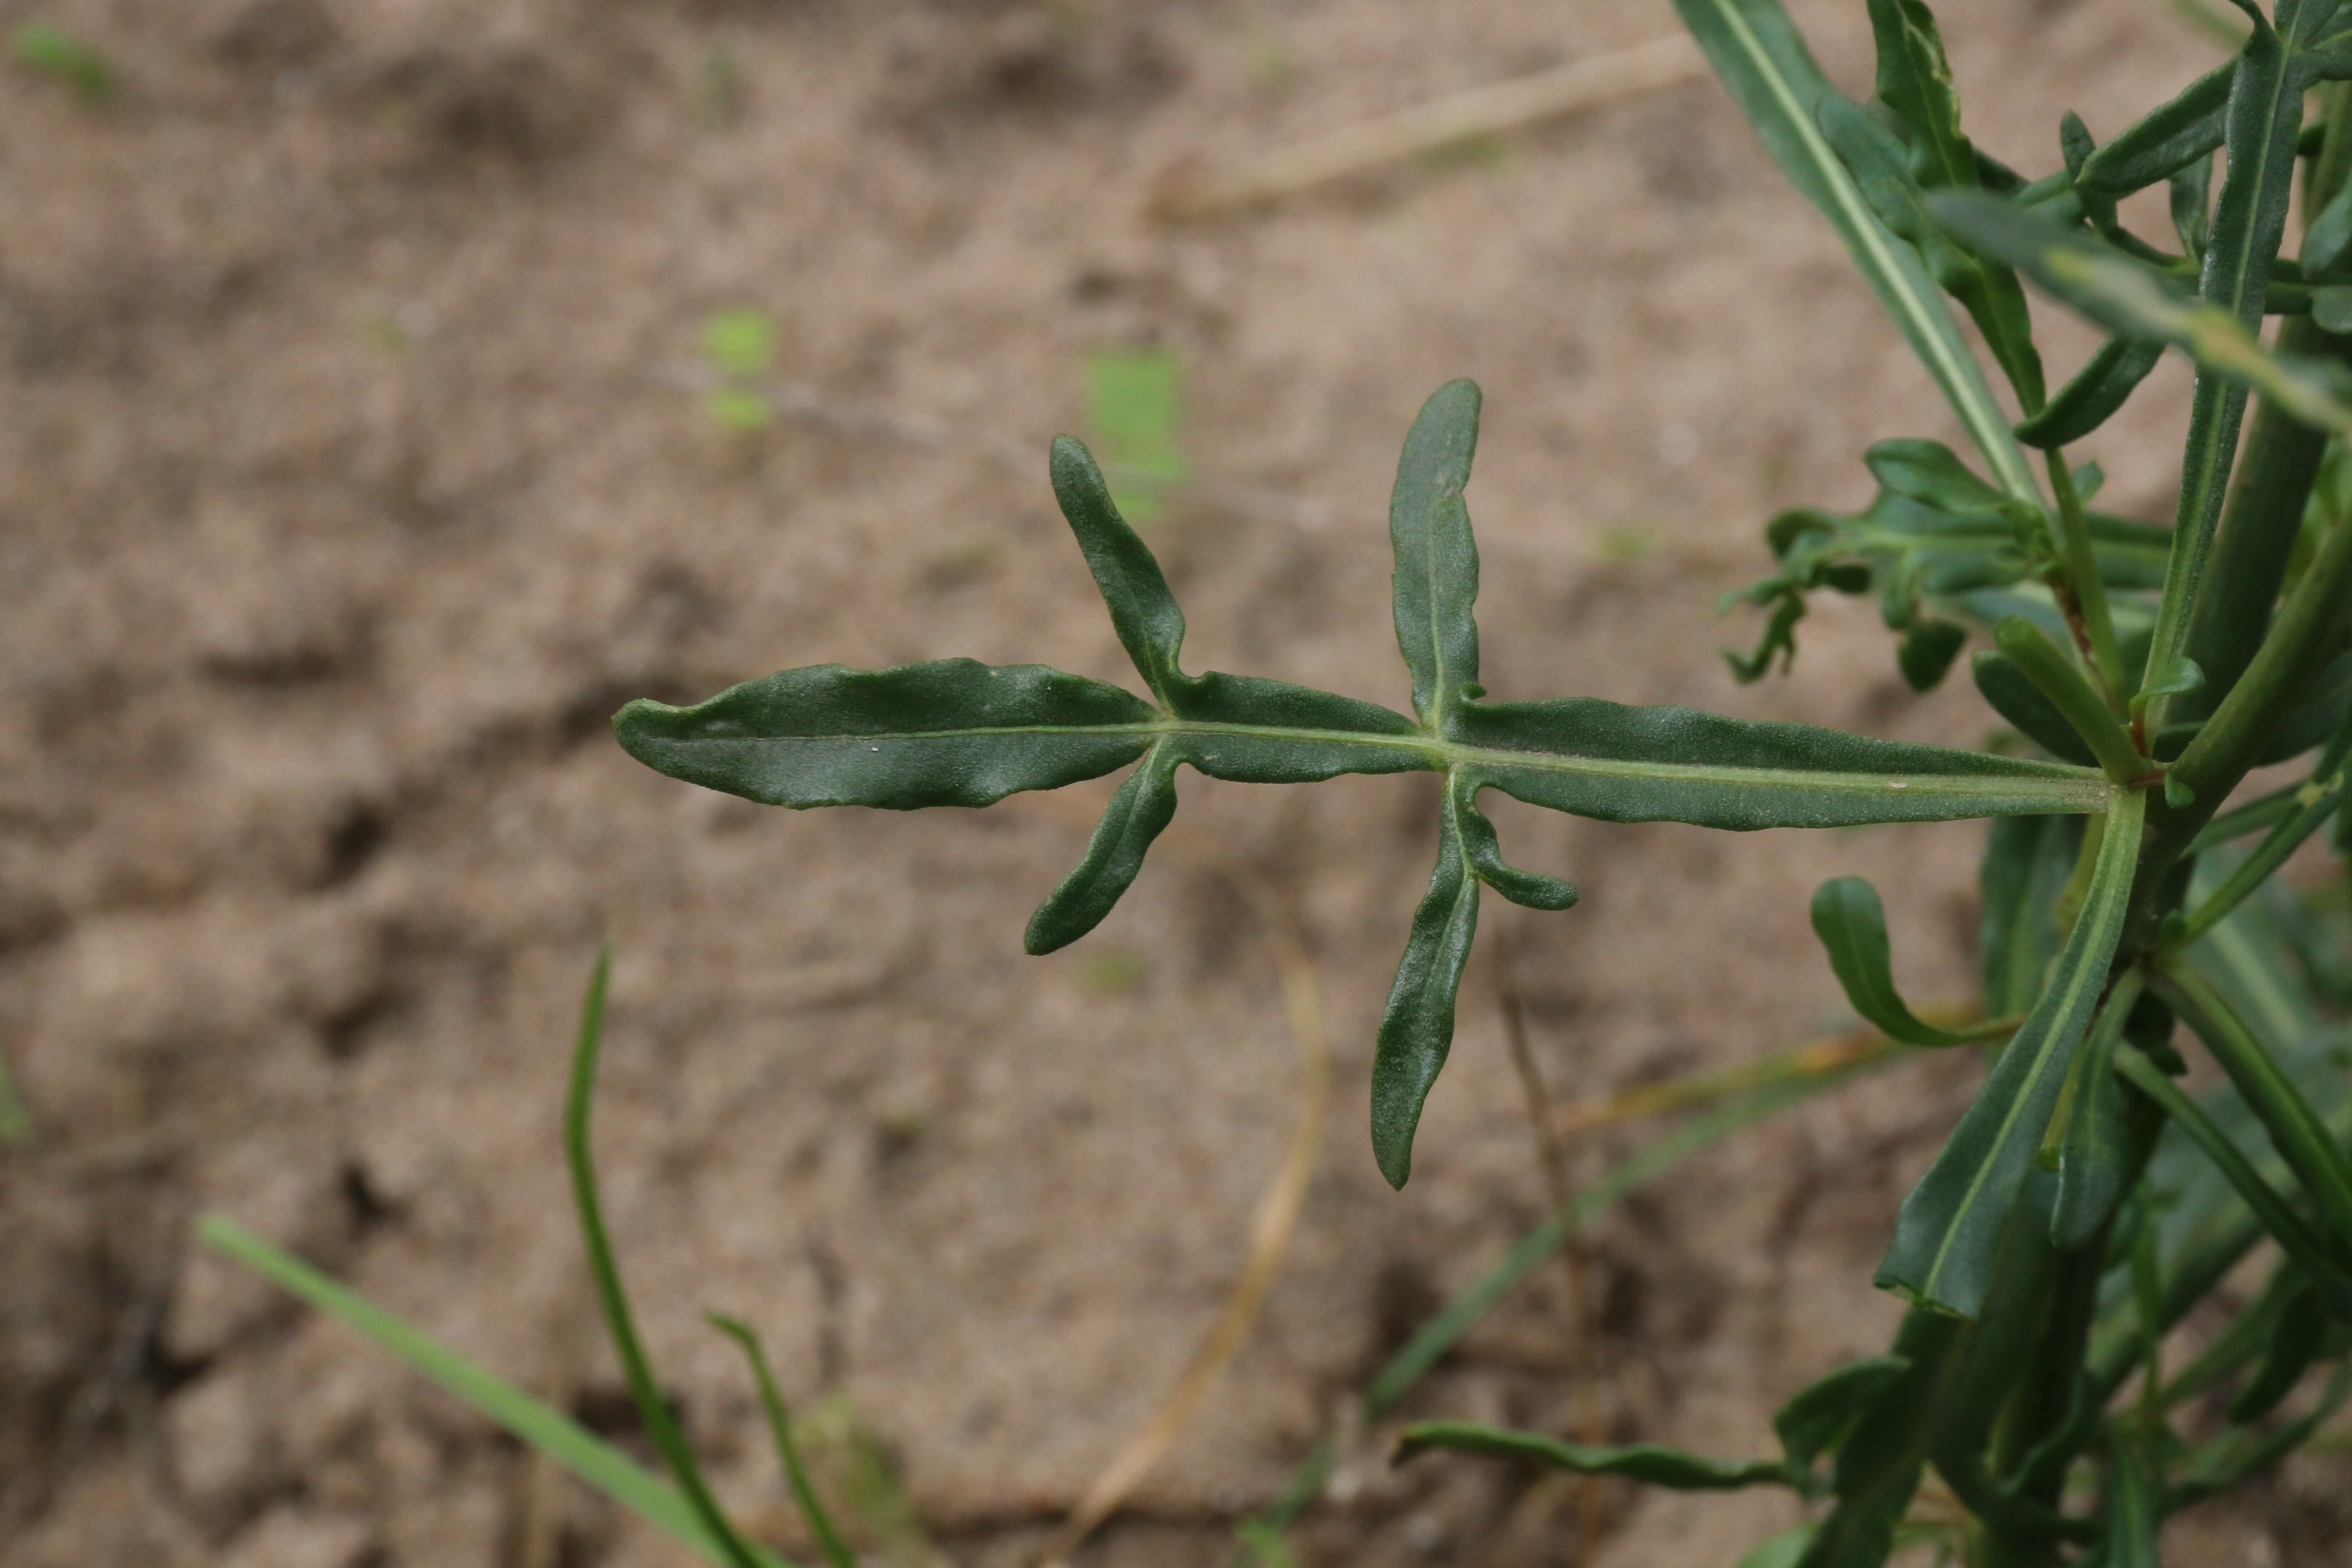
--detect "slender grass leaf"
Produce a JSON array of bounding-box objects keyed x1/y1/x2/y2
[
  {"x1": 2015, "y1": 335, "x2": 2167, "y2": 449},
  {"x1": 710, "y1": 1317, "x2": 859, "y2": 1568},
  {"x1": 567, "y1": 954, "x2": 772, "y2": 1568},
  {"x1": 1810, "y1": 877, "x2": 1981, "y2": 1046},
  {"x1": 1975, "y1": 650, "x2": 2100, "y2": 765},
  {"x1": 1453, "y1": 777, "x2": 1576, "y2": 911},
  {"x1": 2052, "y1": 969, "x2": 2147, "y2": 1249},
  {"x1": 1878, "y1": 786, "x2": 2145, "y2": 1316},
  {"x1": 1452, "y1": 698, "x2": 2113, "y2": 830},
  {"x1": 2078, "y1": 57, "x2": 2236, "y2": 195},
  {"x1": 1670, "y1": 0, "x2": 2038, "y2": 500},
  {"x1": 1026, "y1": 741, "x2": 1181, "y2": 955},
  {"x1": 1991, "y1": 615, "x2": 2146, "y2": 783},
  {"x1": 1389, "y1": 379, "x2": 1482, "y2": 728},
  {"x1": 615, "y1": 662, "x2": 1155, "y2": 811},
  {"x1": 2101, "y1": 1424, "x2": 2163, "y2": 1568},
  {"x1": 1394, "y1": 1423, "x2": 1793, "y2": 1490},
  {"x1": 2225, "y1": 1272, "x2": 2330, "y2": 1421},
  {"x1": 1773, "y1": 1354, "x2": 1912, "y2": 1477},
  {"x1": 2113, "y1": 1044, "x2": 2352, "y2": 1315},
  {"x1": 2159, "y1": 963, "x2": 2352, "y2": 1249},
  {"x1": 2176, "y1": 707, "x2": 2350, "y2": 946},
  {"x1": 1050, "y1": 434, "x2": 1192, "y2": 703},
  {"x1": 1372, "y1": 795, "x2": 1477, "y2": 1189},
  {"x1": 198, "y1": 1216, "x2": 785, "y2": 1568}
]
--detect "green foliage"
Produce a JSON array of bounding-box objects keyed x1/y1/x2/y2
[
  {"x1": 703, "y1": 307, "x2": 778, "y2": 432},
  {"x1": 212, "y1": 1, "x2": 2352, "y2": 1563},
  {"x1": 1084, "y1": 346, "x2": 1187, "y2": 525},
  {"x1": 12, "y1": 22, "x2": 112, "y2": 104}
]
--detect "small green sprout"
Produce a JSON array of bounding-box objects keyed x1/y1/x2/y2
[
  {"x1": 13, "y1": 21, "x2": 113, "y2": 105},
  {"x1": 1084, "y1": 347, "x2": 1187, "y2": 525},
  {"x1": 703, "y1": 307, "x2": 778, "y2": 433}
]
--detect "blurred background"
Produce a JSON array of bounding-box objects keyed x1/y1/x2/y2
[{"x1": 1, "y1": 1, "x2": 2319, "y2": 1564}]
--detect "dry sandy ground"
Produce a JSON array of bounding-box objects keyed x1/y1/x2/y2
[{"x1": 2, "y1": 0, "x2": 2343, "y2": 1563}]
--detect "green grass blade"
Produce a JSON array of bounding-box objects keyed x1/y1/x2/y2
[
  {"x1": 1395, "y1": 1422, "x2": 1794, "y2": 1490},
  {"x1": 1670, "y1": 0, "x2": 2037, "y2": 502},
  {"x1": 709, "y1": 1316, "x2": 859, "y2": 1568},
  {"x1": 2112, "y1": 1046, "x2": 2352, "y2": 1313},
  {"x1": 197, "y1": 1215, "x2": 783, "y2": 1568},
  {"x1": 1877, "y1": 785, "x2": 2144, "y2": 1316},
  {"x1": 567, "y1": 952, "x2": 770, "y2": 1568}
]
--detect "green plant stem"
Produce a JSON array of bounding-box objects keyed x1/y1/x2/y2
[
  {"x1": 1994, "y1": 617, "x2": 2145, "y2": 783},
  {"x1": 710, "y1": 1317, "x2": 859, "y2": 1568},
  {"x1": 566, "y1": 951, "x2": 769, "y2": 1568},
  {"x1": 2187, "y1": 780, "x2": 2308, "y2": 852},
  {"x1": 2044, "y1": 449, "x2": 2127, "y2": 706},
  {"x1": 2142, "y1": 504, "x2": 2352, "y2": 928},
  {"x1": 2151, "y1": 962, "x2": 2352, "y2": 1253},
  {"x1": 2174, "y1": 771, "x2": 2345, "y2": 949}
]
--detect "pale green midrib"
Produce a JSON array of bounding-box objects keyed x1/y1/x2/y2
[
  {"x1": 1915, "y1": 788, "x2": 2144, "y2": 1296},
  {"x1": 2147, "y1": 42, "x2": 2301, "y2": 715},
  {"x1": 1697, "y1": 0, "x2": 2038, "y2": 504},
  {"x1": 697, "y1": 717, "x2": 2114, "y2": 801}
]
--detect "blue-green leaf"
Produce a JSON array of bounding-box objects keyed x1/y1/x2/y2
[
  {"x1": 1026, "y1": 741, "x2": 1181, "y2": 955},
  {"x1": 1669, "y1": 0, "x2": 2037, "y2": 501},
  {"x1": 614, "y1": 661, "x2": 1155, "y2": 811},
  {"x1": 1394, "y1": 1421, "x2": 1795, "y2": 1490},
  {"x1": 1980, "y1": 813, "x2": 2085, "y2": 1016},
  {"x1": 1389, "y1": 379, "x2": 1483, "y2": 729},
  {"x1": 1809, "y1": 877, "x2": 1980, "y2": 1046},
  {"x1": 1974, "y1": 650, "x2": 2100, "y2": 765},
  {"x1": 1372, "y1": 793, "x2": 1478, "y2": 1189},
  {"x1": 1877, "y1": 785, "x2": 2145, "y2": 1316}
]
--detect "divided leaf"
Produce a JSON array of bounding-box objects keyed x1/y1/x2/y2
[
  {"x1": 1025, "y1": 741, "x2": 1181, "y2": 955},
  {"x1": 1773, "y1": 1354, "x2": 1912, "y2": 1477},
  {"x1": 2014, "y1": 335, "x2": 2165, "y2": 450},
  {"x1": 2075, "y1": 58, "x2": 2236, "y2": 195},
  {"x1": 1050, "y1": 434, "x2": 1192, "y2": 704}
]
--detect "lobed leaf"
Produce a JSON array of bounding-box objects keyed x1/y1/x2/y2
[
  {"x1": 1795, "y1": 1309, "x2": 1963, "y2": 1567},
  {"x1": 1990, "y1": 615, "x2": 2146, "y2": 783},
  {"x1": 1877, "y1": 786, "x2": 2145, "y2": 1316},
  {"x1": 1395, "y1": 1421, "x2": 1794, "y2": 1490},
  {"x1": 1809, "y1": 877, "x2": 1981, "y2": 1046},
  {"x1": 1050, "y1": 434, "x2": 1192, "y2": 703},
  {"x1": 1974, "y1": 650, "x2": 2099, "y2": 765},
  {"x1": 1453, "y1": 776, "x2": 1576, "y2": 911}
]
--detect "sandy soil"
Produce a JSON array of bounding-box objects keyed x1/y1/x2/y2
[{"x1": 2, "y1": 0, "x2": 2340, "y2": 1563}]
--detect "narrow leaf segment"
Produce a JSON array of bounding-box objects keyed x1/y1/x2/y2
[
  {"x1": 1395, "y1": 1421, "x2": 1796, "y2": 1491},
  {"x1": 1877, "y1": 784, "x2": 2143, "y2": 1316}
]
